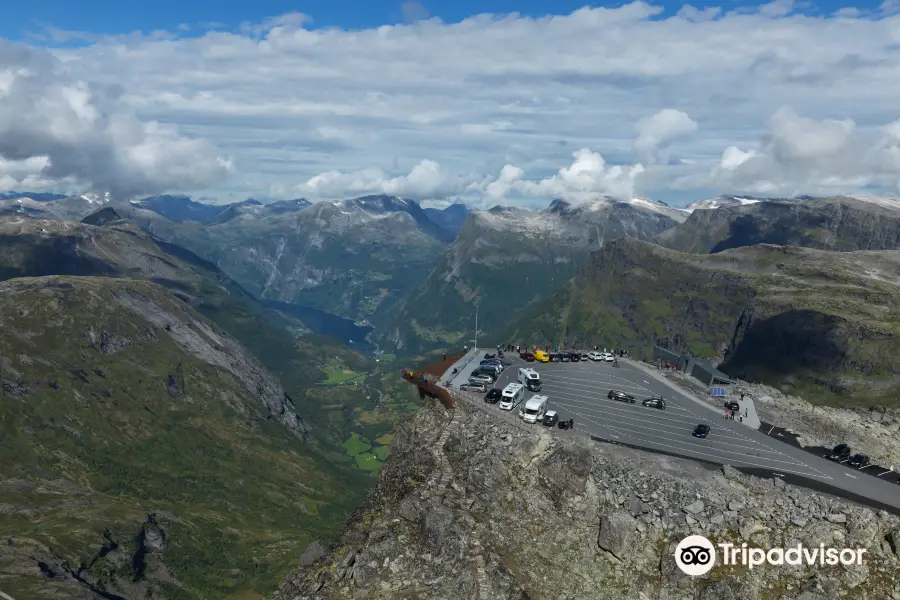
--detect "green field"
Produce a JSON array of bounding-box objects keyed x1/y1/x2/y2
[{"x1": 322, "y1": 369, "x2": 364, "y2": 385}]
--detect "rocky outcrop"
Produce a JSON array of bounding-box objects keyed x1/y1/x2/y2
[
  {"x1": 272, "y1": 398, "x2": 900, "y2": 600},
  {"x1": 659, "y1": 196, "x2": 900, "y2": 254}
]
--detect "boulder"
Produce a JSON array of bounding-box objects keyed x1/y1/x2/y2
[{"x1": 597, "y1": 512, "x2": 635, "y2": 559}]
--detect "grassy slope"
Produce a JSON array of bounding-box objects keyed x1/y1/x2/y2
[
  {"x1": 0, "y1": 277, "x2": 370, "y2": 600},
  {"x1": 510, "y1": 239, "x2": 900, "y2": 407},
  {"x1": 0, "y1": 220, "x2": 422, "y2": 597}
]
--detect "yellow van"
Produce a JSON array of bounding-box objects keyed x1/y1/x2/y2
[{"x1": 533, "y1": 350, "x2": 550, "y2": 363}]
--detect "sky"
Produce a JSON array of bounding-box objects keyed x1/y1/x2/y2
[{"x1": 1, "y1": 0, "x2": 900, "y2": 208}]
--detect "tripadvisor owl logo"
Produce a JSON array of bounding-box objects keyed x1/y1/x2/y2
[
  {"x1": 674, "y1": 535, "x2": 717, "y2": 576},
  {"x1": 674, "y1": 534, "x2": 869, "y2": 576}
]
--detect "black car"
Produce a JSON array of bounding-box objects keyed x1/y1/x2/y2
[
  {"x1": 692, "y1": 424, "x2": 710, "y2": 438},
  {"x1": 542, "y1": 410, "x2": 559, "y2": 427},
  {"x1": 848, "y1": 453, "x2": 869, "y2": 468},
  {"x1": 569, "y1": 353, "x2": 581, "y2": 362},
  {"x1": 608, "y1": 389, "x2": 636, "y2": 403},
  {"x1": 549, "y1": 353, "x2": 564, "y2": 362},
  {"x1": 484, "y1": 388, "x2": 502, "y2": 404},
  {"x1": 825, "y1": 443, "x2": 851, "y2": 462},
  {"x1": 642, "y1": 396, "x2": 666, "y2": 409},
  {"x1": 724, "y1": 400, "x2": 740, "y2": 411}
]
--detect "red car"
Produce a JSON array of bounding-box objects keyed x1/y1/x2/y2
[{"x1": 519, "y1": 352, "x2": 534, "y2": 362}]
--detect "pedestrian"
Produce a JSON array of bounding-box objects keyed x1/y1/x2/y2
[
  {"x1": 740, "y1": 392, "x2": 745, "y2": 402},
  {"x1": 442, "y1": 352, "x2": 447, "y2": 361}
]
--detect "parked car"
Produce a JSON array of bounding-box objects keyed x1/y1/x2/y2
[
  {"x1": 471, "y1": 371, "x2": 497, "y2": 383},
  {"x1": 580, "y1": 352, "x2": 590, "y2": 361},
  {"x1": 542, "y1": 410, "x2": 559, "y2": 427},
  {"x1": 692, "y1": 424, "x2": 710, "y2": 438},
  {"x1": 460, "y1": 382, "x2": 487, "y2": 392},
  {"x1": 549, "y1": 353, "x2": 564, "y2": 362},
  {"x1": 608, "y1": 389, "x2": 636, "y2": 403},
  {"x1": 519, "y1": 352, "x2": 535, "y2": 362},
  {"x1": 724, "y1": 400, "x2": 740, "y2": 411},
  {"x1": 602, "y1": 352, "x2": 615, "y2": 362},
  {"x1": 477, "y1": 363, "x2": 502, "y2": 374},
  {"x1": 568, "y1": 352, "x2": 580, "y2": 362},
  {"x1": 588, "y1": 351, "x2": 602, "y2": 361},
  {"x1": 825, "y1": 443, "x2": 852, "y2": 462},
  {"x1": 558, "y1": 418, "x2": 574, "y2": 430},
  {"x1": 848, "y1": 453, "x2": 870, "y2": 468},
  {"x1": 642, "y1": 396, "x2": 666, "y2": 409},
  {"x1": 484, "y1": 388, "x2": 502, "y2": 403}
]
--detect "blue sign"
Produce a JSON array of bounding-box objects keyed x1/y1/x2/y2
[{"x1": 709, "y1": 387, "x2": 726, "y2": 397}]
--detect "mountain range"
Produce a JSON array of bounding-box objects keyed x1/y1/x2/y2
[
  {"x1": 375, "y1": 195, "x2": 686, "y2": 353},
  {"x1": 3, "y1": 185, "x2": 900, "y2": 598}
]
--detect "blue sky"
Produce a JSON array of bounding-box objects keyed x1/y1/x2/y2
[{"x1": 1, "y1": 0, "x2": 874, "y2": 40}]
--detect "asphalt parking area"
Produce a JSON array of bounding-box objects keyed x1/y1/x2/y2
[
  {"x1": 534, "y1": 362, "x2": 830, "y2": 479},
  {"x1": 483, "y1": 354, "x2": 900, "y2": 513}
]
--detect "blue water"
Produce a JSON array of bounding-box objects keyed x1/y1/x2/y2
[{"x1": 261, "y1": 299, "x2": 375, "y2": 353}]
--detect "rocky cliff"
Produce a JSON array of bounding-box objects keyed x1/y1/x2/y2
[
  {"x1": 658, "y1": 196, "x2": 900, "y2": 254},
  {"x1": 512, "y1": 238, "x2": 900, "y2": 406},
  {"x1": 272, "y1": 398, "x2": 900, "y2": 600}
]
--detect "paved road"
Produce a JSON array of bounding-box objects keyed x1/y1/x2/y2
[{"x1": 488, "y1": 356, "x2": 900, "y2": 513}]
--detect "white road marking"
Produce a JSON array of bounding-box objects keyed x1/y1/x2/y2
[
  {"x1": 591, "y1": 420, "x2": 832, "y2": 480},
  {"x1": 581, "y1": 416, "x2": 819, "y2": 471},
  {"x1": 845, "y1": 473, "x2": 858, "y2": 479},
  {"x1": 547, "y1": 391, "x2": 803, "y2": 461},
  {"x1": 513, "y1": 360, "x2": 833, "y2": 480}
]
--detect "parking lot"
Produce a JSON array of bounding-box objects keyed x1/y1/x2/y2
[{"x1": 482, "y1": 354, "x2": 900, "y2": 513}]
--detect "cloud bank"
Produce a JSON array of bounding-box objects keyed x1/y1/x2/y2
[{"x1": 2, "y1": 3, "x2": 900, "y2": 204}]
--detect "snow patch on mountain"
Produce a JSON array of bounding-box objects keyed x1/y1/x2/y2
[{"x1": 845, "y1": 194, "x2": 900, "y2": 213}]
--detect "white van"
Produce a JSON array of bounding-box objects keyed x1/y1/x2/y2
[
  {"x1": 517, "y1": 367, "x2": 541, "y2": 392},
  {"x1": 499, "y1": 383, "x2": 525, "y2": 411},
  {"x1": 519, "y1": 395, "x2": 549, "y2": 423}
]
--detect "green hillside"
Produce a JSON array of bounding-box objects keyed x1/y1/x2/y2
[{"x1": 510, "y1": 238, "x2": 900, "y2": 406}]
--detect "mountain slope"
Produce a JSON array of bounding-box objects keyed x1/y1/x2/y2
[
  {"x1": 0, "y1": 276, "x2": 370, "y2": 600},
  {"x1": 116, "y1": 197, "x2": 449, "y2": 323},
  {"x1": 659, "y1": 196, "x2": 900, "y2": 254},
  {"x1": 376, "y1": 198, "x2": 682, "y2": 354},
  {"x1": 512, "y1": 237, "x2": 900, "y2": 406},
  {"x1": 0, "y1": 193, "x2": 110, "y2": 221},
  {"x1": 130, "y1": 195, "x2": 237, "y2": 224},
  {"x1": 422, "y1": 202, "x2": 469, "y2": 236}
]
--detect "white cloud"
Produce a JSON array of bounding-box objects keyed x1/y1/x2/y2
[
  {"x1": 634, "y1": 109, "x2": 699, "y2": 164},
  {"x1": 0, "y1": 41, "x2": 232, "y2": 199},
  {"x1": 680, "y1": 107, "x2": 900, "y2": 195},
  {"x1": 3, "y1": 4, "x2": 900, "y2": 204},
  {"x1": 296, "y1": 159, "x2": 475, "y2": 199}
]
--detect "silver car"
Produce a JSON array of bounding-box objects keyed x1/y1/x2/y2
[{"x1": 468, "y1": 374, "x2": 494, "y2": 385}]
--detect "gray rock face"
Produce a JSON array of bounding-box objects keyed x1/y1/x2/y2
[
  {"x1": 659, "y1": 196, "x2": 900, "y2": 254},
  {"x1": 300, "y1": 541, "x2": 325, "y2": 567},
  {"x1": 271, "y1": 400, "x2": 900, "y2": 600},
  {"x1": 597, "y1": 512, "x2": 635, "y2": 559}
]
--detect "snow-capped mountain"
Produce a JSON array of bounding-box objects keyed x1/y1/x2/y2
[{"x1": 684, "y1": 195, "x2": 767, "y2": 211}]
